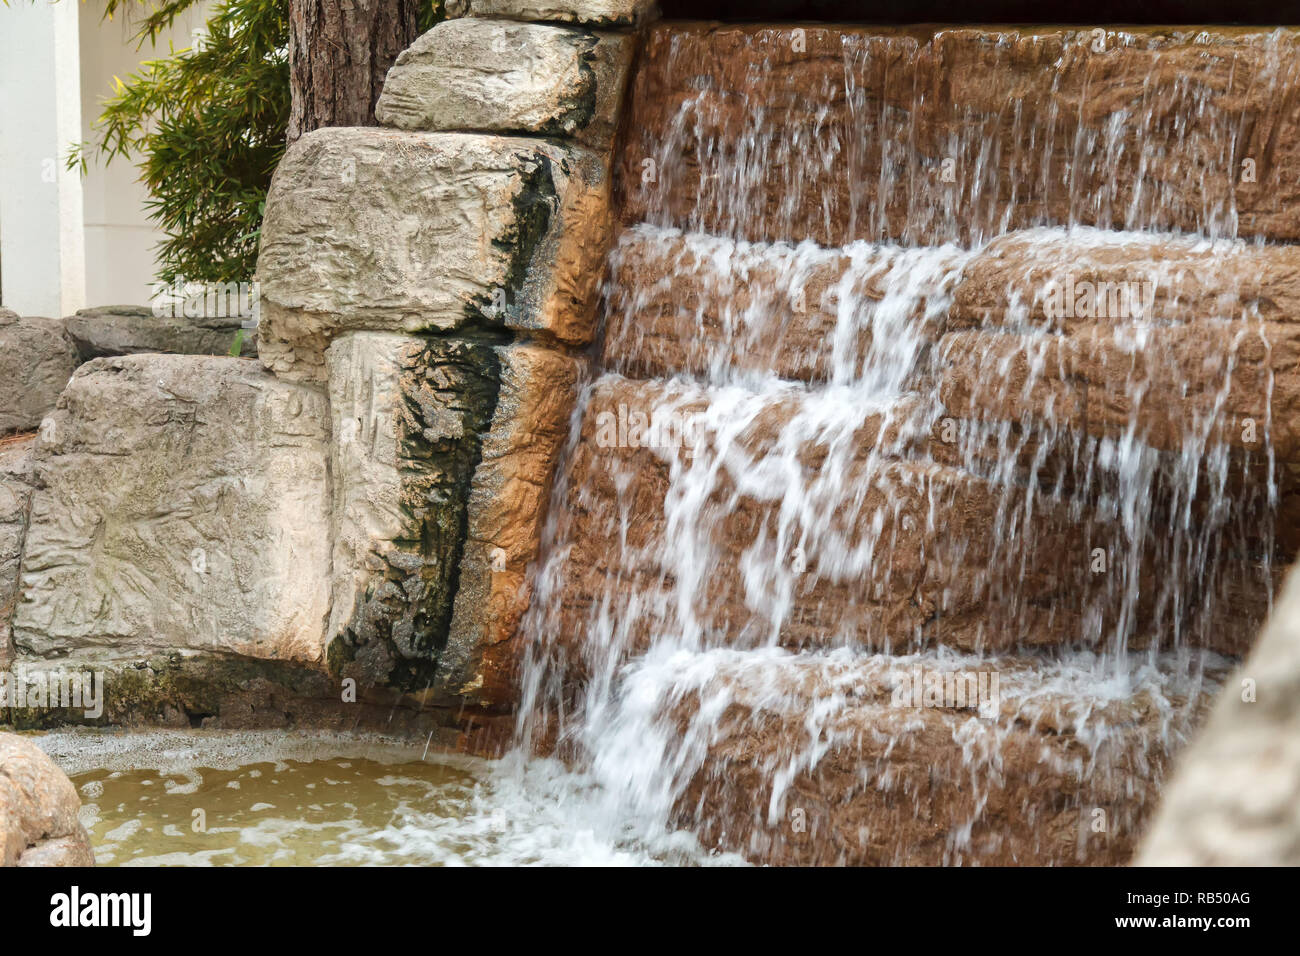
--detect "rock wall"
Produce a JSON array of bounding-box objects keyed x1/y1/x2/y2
[{"x1": 0, "y1": 4, "x2": 636, "y2": 733}]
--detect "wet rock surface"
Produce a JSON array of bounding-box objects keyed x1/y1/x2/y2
[
  {"x1": 257, "y1": 128, "x2": 610, "y2": 383},
  {"x1": 0, "y1": 312, "x2": 79, "y2": 436},
  {"x1": 620, "y1": 24, "x2": 1300, "y2": 246},
  {"x1": 377, "y1": 18, "x2": 634, "y2": 149}
]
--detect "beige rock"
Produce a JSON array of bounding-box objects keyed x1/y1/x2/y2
[
  {"x1": 446, "y1": 0, "x2": 657, "y2": 27},
  {"x1": 257, "y1": 129, "x2": 611, "y2": 383},
  {"x1": 12, "y1": 355, "x2": 332, "y2": 665},
  {"x1": 1138, "y1": 565, "x2": 1300, "y2": 865},
  {"x1": 377, "y1": 18, "x2": 634, "y2": 149},
  {"x1": 0, "y1": 733, "x2": 94, "y2": 867},
  {"x1": 440, "y1": 342, "x2": 581, "y2": 706},
  {"x1": 0, "y1": 312, "x2": 79, "y2": 435}
]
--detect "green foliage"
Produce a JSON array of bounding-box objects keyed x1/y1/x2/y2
[{"x1": 76, "y1": 0, "x2": 445, "y2": 285}]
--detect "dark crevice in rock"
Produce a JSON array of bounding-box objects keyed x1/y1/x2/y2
[{"x1": 329, "y1": 338, "x2": 503, "y2": 693}]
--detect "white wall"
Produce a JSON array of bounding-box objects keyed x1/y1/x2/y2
[
  {"x1": 79, "y1": 2, "x2": 213, "y2": 307},
  {"x1": 0, "y1": 0, "x2": 86, "y2": 317}
]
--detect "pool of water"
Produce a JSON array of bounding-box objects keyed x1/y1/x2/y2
[{"x1": 35, "y1": 730, "x2": 742, "y2": 867}]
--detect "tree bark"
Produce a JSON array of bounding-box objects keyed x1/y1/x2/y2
[{"x1": 288, "y1": 0, "x2": 423, "y2": 144}]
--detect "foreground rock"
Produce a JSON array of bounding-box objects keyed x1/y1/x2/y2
[
  {"x1": 257, "y1": 128, "x2": 610, "y2": 383},
  {"x1": 64, "y1": 305, "x2": 255, "y2": 361},
  {"x1": 12, "y1": 355, "x2": 332, "y2": 665},
  {"x1": 377, "y1": 18, "x2": 633, "y2": 149},
  {"x1": 0, "y1": 733, "x2": 93, "y2": 866},
  {"x1": 1138, "y1": 567, "x2": 1300, "y2": 865},
  {"x1": 0, "y1": 311, "x2": 79, "y2": 435}
]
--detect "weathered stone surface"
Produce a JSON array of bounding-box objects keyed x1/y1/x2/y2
[
  {"x1": 0, "y1": 312, "x2": 79, "y2": 435},
  {"x1": 439, "y1": 342, "x2": 581, "y2": 706},
  {"x1": 620, "y1": 24, "x2": 1300, "y2": 245},
  {"x1": 1138, "y1": 566, "x2": 1300, "y2": 865},
  {"x1": 0, "y1": 733, "x2": 93, "y2": 866},
  {"x1": 950, "y1": 229, "x2": 1300, "y2": 333},
  {"x1": 660, "y1": 651, "x2": 1216, "y2": 865},
  {"x1": 12, "y1": 355, "x2": 332, "y2": 665},
  {"x1": 939, "y1": 319, "x2": 1300, "y2": 460},
  {"x1": 376, "y1": 18, "x2": 633, "y2": 149},
  {"x1": 447, "y1": 0, "x2": 656, "y2": 27},
  {"x1": 602, "y1": 225, "x2": 969, "y2": 384},
  {"x1": 325, "y1": 332, "x2": 500, "y2": 692},
  {"x1": 0, "y1": 435, "x2": 35, "y2": 671},
  {"x1": 257, "y1": 128, "x2": 611, "y2": 383},
  {"x1": 547, "y1": 378, "x2": 1144, "y2": 659},
  {"x1": 64, "y1": 305, "x2": 256, "y2": 361}
]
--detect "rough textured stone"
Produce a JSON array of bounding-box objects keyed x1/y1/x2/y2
[
  {"x1": 620, "y1": 25, "x2": 1300, "y2": 245},
  {"x1": 257, "y1": 128, "x2": 611, "y2": 383},
  {"x1": 1138, "y1": 566, "x2": 1300, "y2": 865},
  {"x1": 377, "y1": 18, "x2": 634, "y2": 149},
  {"x1": 325, "y1": 332, "x2": 500, "y2": 692},
  {"x1": 547, "y1": 379, "x2": 1158, "y2": 660},
  {"x1": 439, "y1": 342, "x2": 581, "y2": 706},
  {"x1": 12, "y1": 355, "x2": 332, "y2": 665},
  {"x1": 446, "y1": 0, "x2": 657, "y2": 27},
  {"x1": 0, "y1": 733, "x2": 94, "y2": 866},
  {"x1": 939, "y1": 320, "x2": 1300, "y2": 461},
  {"x1": 0, "y1": 435, "x2": 35, "y2": 671},
  {"x1": 64, "y1": 305, "x2": 256, "y2": 361},
  {"x1": 0, "y1": 312, "x2": 79, "y2": 435},
  {"x1": 950, "y1": 229, "x2": 1300, "y2": 333},
  {"x1": 663, "y1": 652, "x2": 1216, "y2": 865}
]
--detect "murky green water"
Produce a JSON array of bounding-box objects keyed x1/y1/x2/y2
[{"x1": 37, "y1": 729, "x2": 740, "y2": 867}]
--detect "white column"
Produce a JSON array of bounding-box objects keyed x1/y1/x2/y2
[{"x1": 0, "y1": 0, "x2": 85, "y2": 317}]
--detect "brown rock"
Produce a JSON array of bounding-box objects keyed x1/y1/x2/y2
[
  {"x1": 541, "y1": 377, "x2": 1256, "y2": 667},
  {"x1": 619, "y1": 24, "x2": 1300, "y2": 245},
  {"x1": 0, "y1": 733, "x2": 93, "y2": 867},
  {"x1": 439, "y1": 343, "x2": 583, "y2": 707}
]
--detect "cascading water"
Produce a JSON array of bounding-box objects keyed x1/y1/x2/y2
[{"x1": 507, "y1": 23, "x2": 1295, "y2": 865}]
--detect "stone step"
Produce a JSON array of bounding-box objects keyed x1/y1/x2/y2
[
  {"x1": 619, "y1": 24, "x2": 1300, "y2": 245},
  {"x1": 544, "y1": 376, "x2": 1262, "y2": 667},
  {"x1": 601, "y1": 224, "x2": 970, "y2": 384},
  {"x1": 626, "y1": 645, "x2": 1223, "y2": 865}
]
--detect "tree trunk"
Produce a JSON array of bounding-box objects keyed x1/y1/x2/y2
[{"x1": 288, "y1": 0, "x2": 423, "y2": 144}]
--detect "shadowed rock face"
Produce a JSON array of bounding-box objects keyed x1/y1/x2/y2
[
  {"x1": 0, "y1": 733, "x2": 93, "y2": 866},
  {"x1": 326, "y1": 332, "x2": 502, "y2": 693},
  {"x1": 620, "y1": 24, "x2": 1300, "y2": 246}
]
